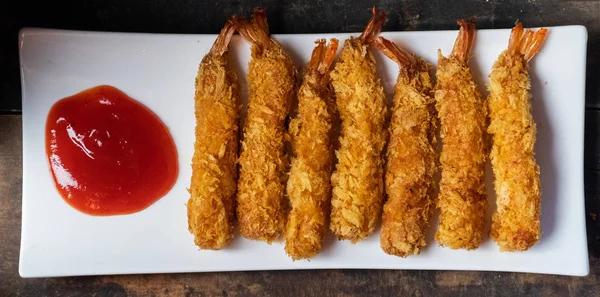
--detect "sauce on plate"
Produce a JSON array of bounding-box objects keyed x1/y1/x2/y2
[{"x1": 45, "y1": 85, "x2": 178, "y2": 215}]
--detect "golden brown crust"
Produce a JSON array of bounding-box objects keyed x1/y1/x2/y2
[
  {"x1": 488, "y1": 52, "x2": 541, "y2": 251},
  {"x1": 329, "y1": 36, "x2": 387, "y2": 242},
  {"x1": 488, "y1": 24, "x2": 547, "y2": 252},
  {"x1": 187, "y1": 22, "x2": 239, "y2": 250},
  {"x1": 370, "y1": 36, "x2": 437, "y2": 257},
  {"x1": 435, "y1": 20, "x2": 487, "y2": 250},
  {"x1": 234, "y1": 10, "x2": 297, "y2": 243},
  {"x1": 284, "y1": 39, "x2": 338, "y2": 260},
  {"x1": 385, "y1": 63, "x2": 437, "y2": 256}
]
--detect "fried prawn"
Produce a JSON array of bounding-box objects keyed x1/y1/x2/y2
[
  {"x1": 234, "y1": 10, "x2": 297, "y2": 243},
  {"x1": 187, "y1": 21, "x2": 239, "y2": 250},
  {"x1": 370, "y1": 37, "x2": 437, "y2": 257},
  {"x1": 435, "y1": 20, "x2": 488, "y2": 250},
  {"x1": 488, "y1": 23, "x2": 548, "y2": 252},
  {"x1": 329, "y1": 7, "x2": 388, "y2": 242},
  {"x1": 285, "y1": 39, "x2": 339, "y2": 260}
]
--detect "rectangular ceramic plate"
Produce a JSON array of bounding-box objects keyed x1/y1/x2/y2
[{"x1": 19, "y1": 26, "x2": 589, "y2": 277}]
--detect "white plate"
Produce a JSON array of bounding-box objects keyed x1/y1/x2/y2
[{"x1": 19, "y1": 26, "x2": 589, "y2": 277}]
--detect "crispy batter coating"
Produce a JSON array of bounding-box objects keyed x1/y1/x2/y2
[
  {"x1": 435, "y1": 20, "x2": 488, "y2": 250},
  {"x1": 187, "y1": 21, "x2": 239, "y2": 250},
  {"x1": 234, "y1": 10, "x2": 297, "y2": 243},
  {"x1": 370, "y1": 37, "x2": 437, "y2": 257},
  {"x1": 329, "y1": 8, "x2": 388, "y2": 243},
  {"x1": 284, "y1": 39, "x2": 339, "y2": 260},
  {"x1": 488, "y1": 23, "x2": 548, "y2": 252}
]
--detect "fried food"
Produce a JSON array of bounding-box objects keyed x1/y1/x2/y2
[
  {"x1": 488, "y1": 23, "x2": 548, "y2": 252},
  {"x1": 370, "y1": 37, "x2": 437, "y2": 257},
  {"x1": 329, "y1": 7, "x2": 388, "y2": 243},
  {"x1": 187, "y1": 21, "x2": 239, "y2": 250},
  {"x1": 234, "y1": 9, "x2": 297, "y2": 243},
  {"x1": 284, "y1": 39, "x2": 339, "y2": 260},
  {"x1": 434, "y1": 20, "x2": 488, "y2": 250}
]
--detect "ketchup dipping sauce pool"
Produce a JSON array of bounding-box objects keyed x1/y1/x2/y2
[{"x1": 45, "y1": 85, "x2": 179, "y2": 215}]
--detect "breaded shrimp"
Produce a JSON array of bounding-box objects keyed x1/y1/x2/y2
[
  {"x1": 488, "y1": 23, "x2": 548, "y2": 252},
  {"x1": 187, "y1": 21, "x2": 239, "y2": 250},
  {"x1": 285, "y1": 39, "x2": 339, "y2": 260},
  {"x1": 329, "y1": 7, "x2": 388, "y2": 243},
  {"x1": 370, "y1": 37, "x2": 437, "y2": 257},
  {"x1": 234, "y1": 9, "x2": 297, "y2": 243},
  {"x1": 435, "y1": 20, "x2": 488, "y2": 250}
]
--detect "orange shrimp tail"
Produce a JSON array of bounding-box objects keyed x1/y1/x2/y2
[
  {"x1": 370, "y1": 36, "x2": 416, "y2": 68},
  {"x1": 508, "y1": 22, "x2": 549, "y2": 62},
  {"x1": 209, "y1": 20, "x2": 236, "y2": 57},
  {"x1": 308, "y1": 38, "x2": 340, "y2": 75},
  {"x1": 232, "y1": 9, "x2": 271, "y2": 50},
  {"x1": 359, "y1": 6, "x2": 386, "y2": 42},
  {"x1": 451, "y1": 19, "x2": 476, "y2": 63},
  {"x1": 252, "y1": 9, "x2": 270, "y2": 35}
]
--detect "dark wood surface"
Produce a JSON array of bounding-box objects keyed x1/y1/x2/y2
[{"x1": 1, "y1": 0, "x2": 600, "y2": 296}]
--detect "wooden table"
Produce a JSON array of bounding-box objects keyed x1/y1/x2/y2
[{"x1": 1, "y1": 1, "x2": 599, "y2": 295}]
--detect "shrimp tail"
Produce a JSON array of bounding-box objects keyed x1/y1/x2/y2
[
  {"x1": 451, "y1": 18, "x2": 476, "y2": 64},
  {"x1": 231, "y1": 9, "x2": 271, "y2": 50},
  {"x1": 252, "y1": 8, "x2": 270, "y2": 35},
  {"x1": 508, "y1": 22, "x2": 549, "y2": 62},
  {"x1": 359, "y1": 6, "x2": 386, "y2": 42},
  {"x1": 308, "y1": 38, "x2": 340, "y2": 75},
  {"x1": 370, "y1": 36, "x2": 416, "y2": 68},
  {"x1": 209, "y1": 20, "x2": 236, "y2": 57}
]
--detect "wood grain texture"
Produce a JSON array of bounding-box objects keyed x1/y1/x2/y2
[
  {"x1": 1, "y1": 0, "x2": 599, "y2": 111},
  {"x1": 586, "y1": 110, "x2": 600, "y2": 171}
]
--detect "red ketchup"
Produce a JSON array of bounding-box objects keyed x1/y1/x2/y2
[{"x1": 45, "y1": 85, "x2": 178, "y2": 215}]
